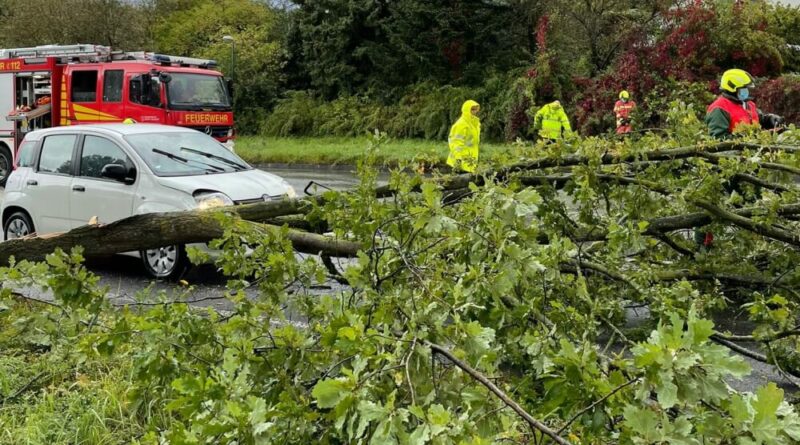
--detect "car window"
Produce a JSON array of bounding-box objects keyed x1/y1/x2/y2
[
  {"x1": 38, "y1": 135, "x2": 76, "y2": 174},
  {"x1": 80, "y1": 135, "x2": 132, "y2": 179},
  {"x1": 103, "y1": 70, "x2": 123, "y2": 102},
  {"x1": 71, "y1": 70, "x2": 98, "y2": 102},
  {"x1": 16, "y1": 140, "x2": 37, "y2": 168}
]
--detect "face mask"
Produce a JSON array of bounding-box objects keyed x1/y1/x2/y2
[{"x1": 737, "y1": 88, "x2": 750, "y2": 101}]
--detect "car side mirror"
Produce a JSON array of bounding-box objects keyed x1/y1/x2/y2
[{"x1": 101, "y1": 164, "x2": 135, "y2": 184}]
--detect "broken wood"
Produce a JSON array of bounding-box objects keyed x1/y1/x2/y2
[{"x1": 0, "y1": 207, "x2": 361, "y2": 265}]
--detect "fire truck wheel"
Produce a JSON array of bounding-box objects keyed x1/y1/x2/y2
[
  {"x1": 0, "y1": 144, "x2": 12, "y2": 187},
  {"x1": 140, "y1": 244, "x2": 188, "y2": 280}
]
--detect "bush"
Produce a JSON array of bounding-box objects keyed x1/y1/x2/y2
[
  {"x1": 262, "y1": 91, "x2": 319, "y2": 136},
  {"x1": 755, "y1": 75, "x2": 800, "y2": 124},
  {"x1": 261, "y1": 77, "x2": 525, "y2": 142}
]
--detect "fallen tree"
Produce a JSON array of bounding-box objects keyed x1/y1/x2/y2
[
  {"x1": 0, "y1": 204, "x2": 359, "y2": 265},
  {"x1": 5, "y1": 126, "x2": 800, "y2": 444}
]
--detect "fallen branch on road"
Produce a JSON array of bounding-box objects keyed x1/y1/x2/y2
[
  {"x1": 426, "y1": 340, "x2": 574, "y2": 445},
  {"x1": 0, "y1": 207, "x2": 361, "y2": 265}
]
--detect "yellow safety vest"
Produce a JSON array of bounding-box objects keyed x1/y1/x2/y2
[
  {"x1": 534, "y1": 102, "x2": 572, "y2": 140},
  {"x1": 447, "y1": 100, "x2": 481, "y2": 173}
]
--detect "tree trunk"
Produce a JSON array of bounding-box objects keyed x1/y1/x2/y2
[{"x1": 0, "y1": 206, "x2": 360, "y2": 265}]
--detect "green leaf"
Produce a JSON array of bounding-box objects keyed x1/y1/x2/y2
[
  {"x1": 337, "y1": 326, "x2": 358, "y2": 341},
  {"x1": 623, "y1": 406, "x2": 660, "y2": 442},
  {"x1": 428, "y1": 404, "x2": 450, "y2": 425},
  {"x1": 408, "y1": 425, "x2": 430, "y2": 445},
  {"x1": 657, "y1": 379, "x2": 679, "y2": 409},
  {"x1": 729, "y1": 394, "x2": 753, "y2": 426},
  {"x1": 421, "y1": 182, "x2": 440, "y2": 208},
  {"x1": 409, "y1": 405, "x2": 426, "y2": 420},
  {"x1": 464, "y1": 321, "x2": 495, "y2": 354},
  {"x1": 428, "y1": 404, "x2": 451, "y2": 436},
  {"x1": 312, "y1": 379, "x2": 350, "y2": 409},
  {"x1": 687, "y1": 317, "x2": 714, "y2": 345},
  {"x1": 355, "y1": 400, "x2": 386, "y2": 439},
  {"x1": 751, "y1": 383, "x2": 783, "y2": 443}
]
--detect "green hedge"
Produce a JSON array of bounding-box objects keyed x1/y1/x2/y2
[
  {"x1": 257, "y1": 74, "x2": 798, "y2": 142},
  {"x1": 261, "y1": 74, "x2": 526, "y2": 142}
]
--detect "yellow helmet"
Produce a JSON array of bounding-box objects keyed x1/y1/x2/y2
[
  {"x1": 619, "y1": 90, "x2": 630, "y2": 100},
  {"x1": 122, "y1": 118, "x2": 137, "y2": 124},
  {"x1": 720, "y1": 69, "x2": 754, "y2": 93}
]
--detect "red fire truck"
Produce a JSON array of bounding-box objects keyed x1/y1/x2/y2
[{"x1": 0, "y1": 44, "x2": 235, "y2": 185}]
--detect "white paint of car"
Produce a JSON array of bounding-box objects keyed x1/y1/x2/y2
[{"x1": 0, "y1": 123, "x2": 294, "y2": 238}]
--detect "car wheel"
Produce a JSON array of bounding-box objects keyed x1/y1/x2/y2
[
  {"x1": 4, "y1": 211, "x2": 34, "y2": 240},
  {"x1": 0, "y1": 144, "x2": 12, "y2": 187},
  {"x1": 140, "y1": 244, "x2": 188, "y2": 280}
]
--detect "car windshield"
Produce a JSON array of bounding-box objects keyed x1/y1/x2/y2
[
  {"x1": 125, "y1": 131, "x2": 250, "y2": 177},
  {"x1": 167, "y1": 73, "x2": 230, "y2": 110}
]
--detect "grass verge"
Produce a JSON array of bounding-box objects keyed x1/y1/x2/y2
[
  {"x1": 235, "y1": 135, "x2": 517, "y2": 166},
  {"x1": 0, "y1": 301, "x2": 168, "y2": 444}
]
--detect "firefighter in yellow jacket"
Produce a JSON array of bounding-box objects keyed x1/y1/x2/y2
[
  {"x1": 533, "y1": 100, "x2": 572, "y2": 141},
  {"x1": 447, "y1": 100, "x2": 481, "y2": 173}
]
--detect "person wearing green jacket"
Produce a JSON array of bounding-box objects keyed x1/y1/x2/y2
[
  {"x1": 533, "y1": 100, "x2": 572, "y2": 141},
  {"x1": 696, "y1": 69, "x2": 785, "y2": 249},
  {"x1": 447, "y1": 100, "x2": 481, "y2": 173},
  {"x1": 705, "y1": 69, "x2": 784, "y2": 139}
]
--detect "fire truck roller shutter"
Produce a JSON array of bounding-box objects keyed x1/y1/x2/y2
[{"x1": 0, "y1": 73, "x2": 15, "y2": 186}]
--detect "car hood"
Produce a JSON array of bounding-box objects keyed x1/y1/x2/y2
[{"x1": 156, "y1": 169, "x2": 290, "y2": 201}]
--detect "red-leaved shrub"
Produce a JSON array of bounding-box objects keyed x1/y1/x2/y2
[{"x1": 755, "y1": 76, "x2": 800, "y2": 125}]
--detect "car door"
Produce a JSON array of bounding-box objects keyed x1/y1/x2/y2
[
  {"x1": 70, "y1": 134, "x2": 138, "y2": 228},
  {"x1": 27, "y1": 134, "x2": 77, "y2": 234}
]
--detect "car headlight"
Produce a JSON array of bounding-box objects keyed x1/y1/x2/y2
[
  {"x1": 195, "y1": 192, "x2": 234, "y2": 210},
  {"x1": 284, "y1": 183, "x2": 297, "y2": 199}
]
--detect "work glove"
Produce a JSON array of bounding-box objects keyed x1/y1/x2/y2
[{"x1": 762, "y1": 113, "x2": 785, "y2": 130}]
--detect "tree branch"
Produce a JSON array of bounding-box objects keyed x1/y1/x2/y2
[
  {"x1": 710, "y1": 334, "x2": 800, "y2": 379},
  {"x1": 0, "y1": 372, "x2": 47, "y2": 405},
  {"x1": 426, "y1": 341, "x2": 573, "y2": 445},
  {"x1": 692, "y1": 200, "x2": 800, "y2": 247},
  {"x1": 0, "y1": 210, "x2": 362, "y2": 265},
  {"x1": 714, "y1": 326, "x2": 800, "y2": 343},
  {"x1": 556, "y1": 377, "x2": 640, "y2": 435}
]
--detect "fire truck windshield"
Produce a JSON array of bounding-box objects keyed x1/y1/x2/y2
[{"x1": 166, "y1": 73, "x2": 231, "y2": 111}]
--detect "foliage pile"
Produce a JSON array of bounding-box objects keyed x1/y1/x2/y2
[{"x1": 5, "y1": 111, "x2": 800, "y2": 442}]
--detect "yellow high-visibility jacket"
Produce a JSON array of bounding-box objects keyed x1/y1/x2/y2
[
  {"x1": 447, "y1": 100, "x2": 481, "y2": 173},
  {"x1": 533, "y1": 101, "x2": 572, "y2": 140}
]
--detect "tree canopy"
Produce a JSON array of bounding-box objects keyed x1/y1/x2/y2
[{"x1": 1, "y1": 0, "x2": 800, "y2": 136}]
